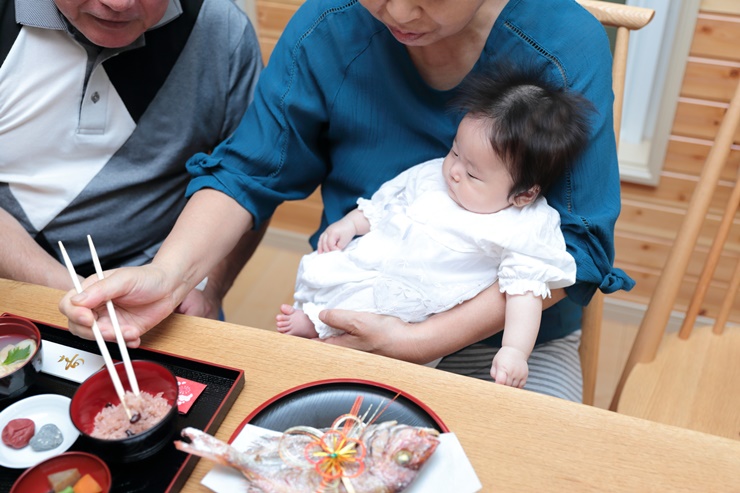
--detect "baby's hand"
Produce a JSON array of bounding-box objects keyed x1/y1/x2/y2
[
  {"x1": 490, "y1": 346, "x2": 529, "y2": 388},
  {"x1": 317, "y1": 218, "x2": 356, "y2": 253}
]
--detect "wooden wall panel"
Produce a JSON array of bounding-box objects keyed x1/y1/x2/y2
[
  {"x1": 618, "y1": 199, "x2": 740, "y2": 247},
  {"x1": 691, "y1": 14, "x2": 740, "y2": 61},
  {"x1": 682, "y1": 58, "x2": 740, "y2": 102},
  {"x1": 271, "y1": 189, "x2": 323, "y2": 236},
  {"x1": 701, "y1": 0, "x2": 740, "y2": 16},
  {"x1": 259, "y1": 38, "x2": 277, "y2": 63},
  {"x1": 256, "y1": 0, "x2": 302, "y2": 63},
  {"x1": 615, "y1": 233, "x2": 738, "y2": 283},
  {"x1": 672, "y1": 98, "x2": 740, "y2": 142},
  {"x1": 662, "y1": 137, "x2": 740, "y2": 181},
  {"x1": 610, "y1": 264, "x2": 740, "y2": 322}
]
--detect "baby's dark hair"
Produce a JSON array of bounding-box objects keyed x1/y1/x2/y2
[{"x1": 453, "y1": 66, "x2": 595, "y2": 199}]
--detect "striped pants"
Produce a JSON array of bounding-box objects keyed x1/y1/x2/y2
[{"x1": 435, "y1": 330, "x2": 583, "y2": 402}]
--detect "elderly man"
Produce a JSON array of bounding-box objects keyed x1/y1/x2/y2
[{"x1": 0, "y1": 0, "x2": 262, "y2": 318}]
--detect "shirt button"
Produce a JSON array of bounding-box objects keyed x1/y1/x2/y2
[{"x1": 91, "y1": 92, "x2": 100, "y2": 103}]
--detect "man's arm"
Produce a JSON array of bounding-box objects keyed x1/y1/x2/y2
[{"x1": 0, "y1": 208, "x2": 76, "y2": 289}]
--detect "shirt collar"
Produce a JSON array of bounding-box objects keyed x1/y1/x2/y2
[{"x1": 15, "y1": 0, "x2": 183, "y2": 34}]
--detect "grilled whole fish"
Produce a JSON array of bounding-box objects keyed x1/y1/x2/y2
[{"x1": 174, "y1": 421, "x2": 440, "y2": 493}]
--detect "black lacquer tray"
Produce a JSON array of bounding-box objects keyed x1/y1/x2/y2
[{"x1": 0, "y1": 314, "x2": 244, "y2": 493}]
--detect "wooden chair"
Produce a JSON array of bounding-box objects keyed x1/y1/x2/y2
[
  {"x1": 575, "y1": 0, "x2": 655, "y2": 405},
  {"x1": 608, "y1": 78, "x2": 740, "y2": 440}
]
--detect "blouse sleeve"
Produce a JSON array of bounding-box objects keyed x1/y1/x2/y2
[
  {"x1": 184, "y1": 2, "x2": 343, "y2": 229},
  {"x1": 498, "y1": 249, "x2": 577, "y2": 299},
  {"x1": 496, "y1": 203, "x2": 577, "y2": 299},
  {"x1": 519, "y1": 5, "x2": 636, "y2": 305}
]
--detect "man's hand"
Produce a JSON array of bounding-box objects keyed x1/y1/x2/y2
[{"x1": 59, "y1": 265, "x2": 179, "y2": 348}]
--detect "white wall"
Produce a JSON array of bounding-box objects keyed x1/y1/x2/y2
[{"x1": 618, "y1": 0, "x2": 701, "y2": 185}]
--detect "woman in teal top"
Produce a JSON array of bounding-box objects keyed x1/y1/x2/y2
[{"x1": 61, "y1": 0, "x2": 634, "y2": 402}]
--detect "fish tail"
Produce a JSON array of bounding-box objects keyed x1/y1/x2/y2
[{"x1": 174, "y1": 427, "x2": 250, "y2": 471}]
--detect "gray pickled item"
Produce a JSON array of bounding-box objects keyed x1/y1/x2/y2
[{"x1": 29, "y1": 423, "x2": 64, "y2": 451}]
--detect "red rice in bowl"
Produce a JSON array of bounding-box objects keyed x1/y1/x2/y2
[{"x1": 92, "y1": 390, "x2": 171, "y2": 439}]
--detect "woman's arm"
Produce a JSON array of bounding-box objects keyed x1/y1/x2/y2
[
  {"x1": 176, "y1": 220, "x2": 270, "y2": 318},
  {"x1": 59, "y1": 189, "x2": 253, "y2": 347},
  {"x1": 321, "y1": 284, "x2": 566, "y2": 364}
]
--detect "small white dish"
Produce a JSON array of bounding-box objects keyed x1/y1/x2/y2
[{"x1": 0, "y1": 394, "x2": 79, "y2": 468}]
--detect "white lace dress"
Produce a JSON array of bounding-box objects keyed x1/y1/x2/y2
[{"x1": 293, "y1": 158, "x2": 576, "y2": 339}]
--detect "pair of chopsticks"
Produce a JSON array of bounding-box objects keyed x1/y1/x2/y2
[{"x1": 59, "y1": 235, "x2": 140, "y2": 421}]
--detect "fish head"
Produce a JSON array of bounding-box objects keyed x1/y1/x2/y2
[{"x1": 365, "y1": 422, "x2": 440, "y2": 476}]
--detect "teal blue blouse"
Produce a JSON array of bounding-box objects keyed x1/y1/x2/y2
[{"x1": 186, "y1": 0, "x2": 635, "y2": 345}]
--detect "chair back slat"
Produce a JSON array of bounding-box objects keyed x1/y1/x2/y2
[
  {"x1": 609, "y1": 80, "x2": 740, "y2": 409},
  {"x1": 714, "y1": 252, "x2": 740, "y2": 335},
  {"x1": 611, "y1": 27, "x2": 629, "y2": 143},
  {"x1": 578, "y1": 0, "x2": 655, "y2": 30},
  {"x1": 680, "y1": 173, "x2": 740, "y2": 338},
  {"x1": 576, "y1": 0, "x2": 654, "y2": 406}
]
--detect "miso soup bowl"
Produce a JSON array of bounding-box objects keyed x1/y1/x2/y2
[
  {"x1": 70, "y1": 360, "x2": 178, "y2": 463},
  {"x1": 0, "y1": 316, "x2": 43, "y2": 403}
]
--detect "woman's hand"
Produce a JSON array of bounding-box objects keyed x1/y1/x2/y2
[
  {"x1": 58, "y1": 264, "x2": 180, "y2": 348},
  {"x1": 175, "y1": 287, "x2": 221, "y2": 320},
  {"x1": 318, "y1": 309, "x2": 433, "y2": 364}
]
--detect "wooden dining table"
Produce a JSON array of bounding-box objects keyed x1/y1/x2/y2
[{"x1": 2, "y1": 278, "x2": 739, "y2": 492}]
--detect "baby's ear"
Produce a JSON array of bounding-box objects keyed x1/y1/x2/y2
[{"x1": 511, "y1": 185, "x2": 541, "y2": 207}]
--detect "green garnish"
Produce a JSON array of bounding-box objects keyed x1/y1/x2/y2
[{"x1": 2, "y1": 344, "x2": 31, "y2": 365}]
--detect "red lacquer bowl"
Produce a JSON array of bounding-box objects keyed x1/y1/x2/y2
[
  {"x1": 10, "y1": 451, "x2": 112, "y2": 493},
  {"x1": 70, "y1": 360, "x2": 178, "y2": 463}
]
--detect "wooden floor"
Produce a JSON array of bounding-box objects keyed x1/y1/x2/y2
[{"x1": 223, "y1": 228, "x2": 638, "y2": 410}]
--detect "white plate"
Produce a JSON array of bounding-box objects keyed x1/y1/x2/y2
[{"x1": 0, "y1": 394, "x2": 79, "y2": 468}]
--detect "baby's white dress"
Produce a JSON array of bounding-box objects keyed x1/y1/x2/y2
[{"x1": 293, "y1": 158, "x2": 576, "y2": 339}]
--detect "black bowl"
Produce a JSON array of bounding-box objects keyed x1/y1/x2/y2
[
  {"x1": 70, "y1": 360, "x2": 178, "y2": 463},
  {"x1": 0, "y1": 316, "x2": 43, "y2": 403}
]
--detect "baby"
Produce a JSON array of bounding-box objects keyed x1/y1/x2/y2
[{"x1": 276, "y1": 68, "x2": 592, "y2": 388}]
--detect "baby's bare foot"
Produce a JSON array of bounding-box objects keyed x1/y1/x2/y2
[{"x1": 275, "y1": 304, "x2": 318, "y2": 338}]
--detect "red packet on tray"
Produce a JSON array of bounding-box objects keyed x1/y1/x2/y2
[{"x1": 176, "y1": 376, "x2": 207, "y2": 414}]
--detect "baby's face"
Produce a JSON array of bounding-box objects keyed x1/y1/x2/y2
[{"x1": 442, "y1": 116, "x2": 514, "y2": 214}]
